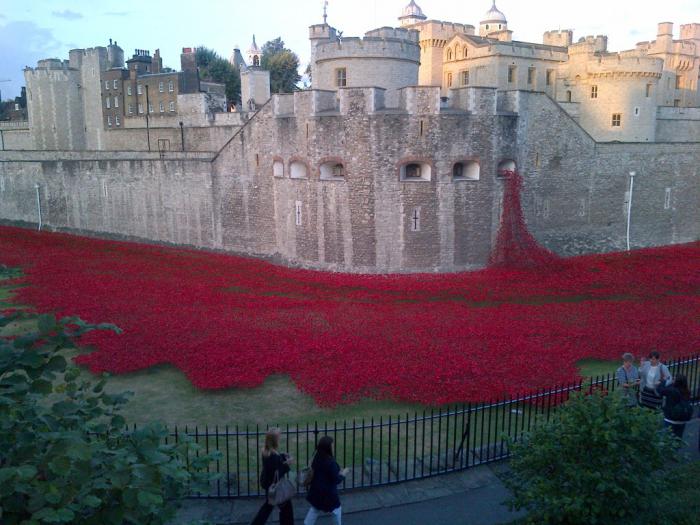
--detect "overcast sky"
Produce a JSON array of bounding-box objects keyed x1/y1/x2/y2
[{"x1": 1, "y1": 0, "x2": 698, "y2": 99}]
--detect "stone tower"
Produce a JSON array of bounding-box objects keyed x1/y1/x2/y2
[{"x1": 241, "y1": 36, "x2": 271, "y2": 109}]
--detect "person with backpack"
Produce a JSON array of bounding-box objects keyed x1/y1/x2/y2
[
  {"x1": 251, "y1": 428, "x2": 295, "y2": 525},
  {"x1": 303, "y1": 436, "x2": 349, "y2": 525},
  {"x1": 658, "y1": 374, "x2": 693, "y2": 439}
]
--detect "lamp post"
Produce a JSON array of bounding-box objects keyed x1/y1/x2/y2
[
  {"x1": 145, "y1": 84, "x2": 151, "y2": 151},
  {"x1": 34, "y1": 183, "x2": 42, "y2": 231},
  {"x1": 626, "y1": 171, "x2": 636, "y2": 251}
]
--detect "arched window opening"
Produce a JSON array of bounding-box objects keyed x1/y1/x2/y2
[
  {"x1": 497, "y1": 160, "x2": 517, "y2": 178},
  {"x1": 400, "y1": 161, "x2": 432, "y2": 182},
  {"x1": 447, "y1": 49, "x2": 453, "y2": 61},
  {"x1": 290, "y1": 161, "x2": 309, "y2": 179},
  {"x1": 272, "y1": 160, "x2": 284, "y2": 178},
  {"x1": 463, "y1": 46, "x2": 468, "y2": 58},
  {"x1": 566, "y1": 90, "x2": 572, "y2": 102},
  {"x1": 253, "y1": 55, "x2": 260, "y2": 67},
  {"x1": 320, "y1": 162, "x2": 345, "y2": 181},
  {"x1": 453, "y1": 161, "x2": 480, "y2": 181}
]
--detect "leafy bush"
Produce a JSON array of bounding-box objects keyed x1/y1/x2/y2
[
  {"x1": 0, "y1": 312, "x2": 218, "y2": 524},
  {"x1": 505, "y1": 390, "x2": 680, "y2": 524}
]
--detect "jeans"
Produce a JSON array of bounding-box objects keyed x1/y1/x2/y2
[
  {"x1": 250, "y1": 498, "x2": 294, "y2": 525},
  {"x1": 304, "y1": 505, "x2": 342, "y2": 525}
]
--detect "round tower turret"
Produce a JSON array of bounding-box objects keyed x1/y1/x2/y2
[
  {"x1": 107, "y1": 39, "x2": 125, "y2": 69},
  {"x1": 399, "y1": 1, "x2": 427, "y2": 27},
  {"x1": 479, "y1": 1, "x2": 508, "y2": 37}
]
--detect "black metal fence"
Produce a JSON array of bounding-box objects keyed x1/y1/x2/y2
[{"x1": 167, "y1": 355, "x2": 700, "y2": 499}]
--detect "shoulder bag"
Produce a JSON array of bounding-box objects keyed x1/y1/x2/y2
[{"x1": 267, "y1": 469, "x2": 295, "y2": 506}]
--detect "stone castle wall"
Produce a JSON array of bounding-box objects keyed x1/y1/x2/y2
[
  {"x1": 0, "y1": 151, "x2": 217, "y2": 248},
  {"x1": 1, "y1": 89, "x2": 698, "y2": 273}
]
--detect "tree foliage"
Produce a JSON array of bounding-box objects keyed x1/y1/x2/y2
[
  {"x1": 0, "y1": 311, "x2": 218, "y2": 524},
  {"x1": 261, "y1": 38, "x2": 301, "y2": 94},
  {"x1": 505, "y1": 391, "x2": 680, "y2": 525},
  {"x1": 195, "y1": 46, "x2": 241, "y2": 105}
]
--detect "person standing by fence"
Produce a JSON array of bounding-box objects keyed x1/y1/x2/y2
[
  {"x1": 251, "y1": 428, "x2": 295, "y2": 525},
  {"x1": 303, "y1": 436, "x2": 350, "y2": 525},
  {"x1": 616, "y1": 352, "x2": 640, "y2": 406},
  {"x1": 639, "y1": 351, "x2": 672, "y2": 409},
  {"x1": 658, "y1": 375, "x2": 693, "y2": 439}
]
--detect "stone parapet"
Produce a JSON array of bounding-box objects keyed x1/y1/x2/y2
[
  {"x1": 451, "y1": 87, "x2": 498, "y2": 114},
  {"x1": 398, "y1": 86, "x2": 440, "y2": 115}
]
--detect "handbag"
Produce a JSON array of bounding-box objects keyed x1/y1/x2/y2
[
  {"x1": 300, "y1": 466, "x2": 314, "y2": 488},
  {"x1": 267, "y1": 469, "x2": 295, "y2": 506},
  {"x1": 640, "y1": 386, "x2": 663, "y2": 409}
]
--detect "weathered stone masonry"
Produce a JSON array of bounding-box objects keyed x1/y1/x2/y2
[{"x1": 0, "y1": 88, "x2": 698, "y2": 273}]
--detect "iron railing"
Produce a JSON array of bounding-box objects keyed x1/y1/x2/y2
[{"x1": 159, "y1": 354, "x2": 700, "y2": 498}]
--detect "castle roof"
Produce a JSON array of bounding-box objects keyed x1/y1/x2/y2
[
  {"x1": 481, "y1": 1, "x2": 507, "y2": 24},
  {"x1": 248, "y1": 35, "x2": 261, "y2": 56},
  {"x1": 400, "y1": 1, "x2": 427, "y2": 21}
]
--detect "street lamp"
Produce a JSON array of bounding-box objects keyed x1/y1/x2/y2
[
  {"x1": 34, "y1": 183, "x2": 42, "y2": 231},
  {"x1": 145, "y1": 84, "x2": 151, "y2": 151},
  {"x1": 626, "y1": 171, "x2": 636, "y2": 251}
]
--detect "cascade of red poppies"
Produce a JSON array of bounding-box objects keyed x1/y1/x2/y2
[
  {"x1": 489, "y1": 170, "x2": 559, "y2": 268},
  {"x1": 1, "y1": 226, "x2": 698, "y2": 407}
]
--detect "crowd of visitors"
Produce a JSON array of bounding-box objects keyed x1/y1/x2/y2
[
  {"x1": 250, "y1": 352, "x2": 695, "y2": 525},
  {"x1": 616, "y1": 351, "x2": 695, "y2": 440}
]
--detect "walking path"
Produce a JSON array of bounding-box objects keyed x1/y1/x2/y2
[{"x1": 175, "y1": 419, "x2": 698, "y2": 525}]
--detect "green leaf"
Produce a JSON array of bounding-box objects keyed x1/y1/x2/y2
[
  {"x1": 30, "y1": 379, "x2": 53, "y2": 394},
  {"x1": 83, "y1": 494, "x2": 102, "y2": 508},
  {"x1": 48, "y1": 456, "x2": 71, "y2": 475},
  {"x1": 16, "y1": 465, "x2": 37, "y2": 480},
  {"x1": 46, "y1": 355, "x2": 67, "y2": 372},
  {"x1": 137, "y1": 491, "x2": 163, "y2": 507},
  {"x1": 0, "y1": 467, "x2": 16, "y2": 484},
  {"x1": 38, "y1": 314, "x2": 57, "y2": 335}
]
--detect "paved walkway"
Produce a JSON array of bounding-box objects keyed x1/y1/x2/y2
[{"x1": 174, "y1": 419, "x2": 699, "y2": 525}]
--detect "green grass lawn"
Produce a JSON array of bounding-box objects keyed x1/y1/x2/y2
[{"x1": 577, "y1": 358, "x2": 618, "y2": 379}]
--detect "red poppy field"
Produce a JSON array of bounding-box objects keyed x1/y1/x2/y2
[{"x1": 0, "y1": 225, "x2": 698, "y2": 407}]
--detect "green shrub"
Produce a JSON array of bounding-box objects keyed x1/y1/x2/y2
[
  {"x1": 505, "y1": 390, "x2": 680, "y2": 524},
  {"x1": 0, "y1": 312, "x2": 218, "y2": 524}
]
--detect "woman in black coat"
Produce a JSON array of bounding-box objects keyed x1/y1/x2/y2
[
  {"x1": 251, "y1": 428, "x2": 294, "y2": 525},
  {"x1": 303, "y1": 436, "x2": 349, "y2": 525},
  {"x1": 658, "y1": 374, "x2": 693, "y2": 439}
]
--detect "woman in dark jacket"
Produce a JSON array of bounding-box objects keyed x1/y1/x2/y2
[
  {"x1": 303, "y1": 436, "x2": 349, "y2": 525},
  {"x1": 251, "y1": 428, "x2": 294, "y2": 525},
  {"x1": 658, "y1": 375, "x2": 692, "y2": 439}
]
